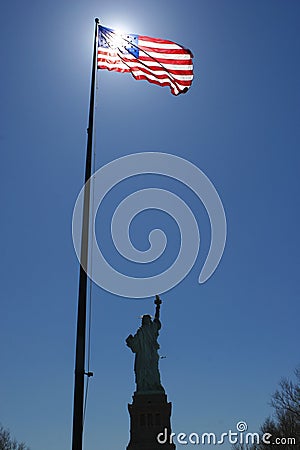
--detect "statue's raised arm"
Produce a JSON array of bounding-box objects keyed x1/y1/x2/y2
[{"x1": 154, "y1": 294, "x2": 162, "y2": 323}]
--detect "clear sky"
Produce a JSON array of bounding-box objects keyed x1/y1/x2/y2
[{"x1": 1, "y1": 1, "x2": 300, "y2": 449}]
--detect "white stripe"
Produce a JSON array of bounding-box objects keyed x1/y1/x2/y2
[
  {"x1": 138, "y1": 39, "x2": 183, "y2": 50},
  {"x1": 139, "y1": 49, "x2": 191, "y2": 60},
  {"x1": 143, "y1": 62, "x2": 193, "y2": 71}
]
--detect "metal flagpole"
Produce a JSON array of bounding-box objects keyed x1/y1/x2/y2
[{"x1": 72, "y1": 17, "x2": 99, "y2": 450}]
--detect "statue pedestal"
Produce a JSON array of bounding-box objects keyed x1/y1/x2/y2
[{"x1": 126, "y1": 392, "x2": 176, "y2": 450}]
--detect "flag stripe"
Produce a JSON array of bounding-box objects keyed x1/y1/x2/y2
[
  {"x1": 139, "y1": 45, "x2": 190, "y2": 55},
  {"x1": 139, "y1": 50, "x2": 192, "y2": 60}
]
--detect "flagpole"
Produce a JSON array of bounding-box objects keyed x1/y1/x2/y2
[{"x1": 72, "y1": 17, "x2": 99, "y2": 450}]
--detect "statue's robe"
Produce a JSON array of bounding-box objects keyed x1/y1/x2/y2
[{"x1": 127, "y1": 318, "x2": 164, "y2": 393}]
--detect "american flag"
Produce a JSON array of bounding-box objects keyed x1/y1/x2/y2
[{"x1": 97, "y1": 25, "x2": 194, "y2": 96}]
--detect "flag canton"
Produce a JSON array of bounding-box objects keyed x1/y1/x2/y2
[{"x1": 98, "y1": 26, "x2": 139, "y2": 58}]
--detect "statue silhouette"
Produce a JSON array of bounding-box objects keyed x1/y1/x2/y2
[{"x1": 126, "y1": 296, "x2": 165, "y2": 393}]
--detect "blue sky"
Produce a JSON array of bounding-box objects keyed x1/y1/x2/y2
[{"x1": 1, "y1": 1, "x2": 300, "y2": 449}]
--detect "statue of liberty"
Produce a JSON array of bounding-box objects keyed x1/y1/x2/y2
[{"x1": 126, "y1": 295, "x2": 165, "y2": 394}]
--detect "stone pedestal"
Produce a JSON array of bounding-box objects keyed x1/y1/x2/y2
[{"x1": 127, "y1": 392, "x2": 176, "y2": 450}]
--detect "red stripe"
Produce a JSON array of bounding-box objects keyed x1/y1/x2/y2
[
  {"x1": 138, "y1": 55, "x2": 192, "y2": 66},
  {"x1": 139, "y1": 46, "x2": 189, "y2": 55},
  {"x1": 139, "y1": 35, "x2": 182, "y2": 46}
]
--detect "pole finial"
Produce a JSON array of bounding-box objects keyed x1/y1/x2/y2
[{"x1": 95, "y1": 18, "x2": 100, "y2": 24}]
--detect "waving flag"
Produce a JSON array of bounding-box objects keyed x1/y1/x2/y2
[{"x1": 97, "y1": 25, "x2": 194, "y2": 96}]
